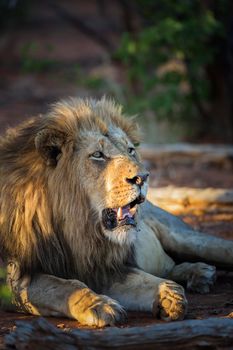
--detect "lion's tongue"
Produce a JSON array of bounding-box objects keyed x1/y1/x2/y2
[{"x1": 117, "y1": 205, "x2": 136, "y2": 221}]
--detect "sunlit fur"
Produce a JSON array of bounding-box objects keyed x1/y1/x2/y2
[{"x1": 0, "y1": 97, "x2": 144, "y2": 292}]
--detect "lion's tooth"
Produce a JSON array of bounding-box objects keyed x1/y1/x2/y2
[
  {"x1": 129, "y1": 206, "x2": 137, "y2": 216},
  {"x1": 117, "y1": 207, "x2": 123, "y2": 220}
]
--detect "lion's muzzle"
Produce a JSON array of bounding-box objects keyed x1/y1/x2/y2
[
  {"x1": 102, "y1": 166, "x2": 149, "y2": 231},
  {"x1": 102, "y1": 193, "x2": 146, "y2": 230}
]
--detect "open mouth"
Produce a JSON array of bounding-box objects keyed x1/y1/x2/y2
[{"x1": 102, "y1": 195, "x2": 145, "y2": 230}]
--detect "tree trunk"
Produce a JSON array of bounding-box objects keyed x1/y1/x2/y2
[{"x1": 5, "y1": 317, "x2": 233, "y2": 350}]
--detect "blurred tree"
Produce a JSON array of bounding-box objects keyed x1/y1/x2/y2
[
  {"x1": 117, "y1": 0, "x2": 233, "y2": 142},
  {"x1": 0, "y1": 0, "x2": 29, "y2": 30},
  {"x1": 1, "y1": 0, "x2": 232, "y2": 142}
]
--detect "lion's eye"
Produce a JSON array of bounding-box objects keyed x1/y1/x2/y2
[
  {"x1": 128, "y1": 147, "x2": 136, "y2": 156},
  {"x1": 90, "y1": 151, "x2": 104, "y2": 159}
]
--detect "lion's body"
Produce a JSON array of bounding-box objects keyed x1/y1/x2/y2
[{"x1": 0, "y1": 97, "x2": 233, "y2": 326}]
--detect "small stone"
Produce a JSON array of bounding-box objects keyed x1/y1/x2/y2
[{"x1": 57, "y1": 323, "x2": 66, "y2": 329}]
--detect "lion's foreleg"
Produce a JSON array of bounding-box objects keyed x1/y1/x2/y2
[
  {"x1": 6, "y1": 261, "x2": 125, "y2": 326},
  {"x1": 104, "y1": 268, "x2": 187, "y2": 321},
  {"x1": 159, "y1": 229, "x2": 233, "y2": 270},
  {"x1": 144, "y1": 201, "x2": 233, "y2": 270},
  {"x1": 167, "y1": 262, "x2": 216, "y2": 294}
]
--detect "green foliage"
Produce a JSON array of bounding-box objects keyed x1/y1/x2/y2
[
  {"x1": 116, "y1": 0, "x2": 228, "y2": 131},
  {"x1": 0, "y1": 284, "x2": 11, "y2": 301},
  {"x1": 20, "y1": 42, "x2": 56, "y2": 73},
  {"x1": 72, "y1": 65, "x2": 106, "y2": 89},
  {"x1": 0, "y1": 267, "x2": 6, "y2": 279},
  {"x1": 0, "y1": 267, "x2": 12, "y2": 309}
]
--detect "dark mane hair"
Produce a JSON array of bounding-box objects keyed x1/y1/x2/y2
[{"x1": 0, "y1": 98, "x2": 140, "y2": 291}]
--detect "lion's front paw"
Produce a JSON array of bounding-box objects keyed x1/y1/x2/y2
[
  {"x1": 69, "y1": 290, "x2": 126, "y2": 327},
  {"x1": 156, "y1": 281, "x2": 187, "y2": 321},
  {"x1": 187, "y1": 263, "x2": 216, "y2": 294}
]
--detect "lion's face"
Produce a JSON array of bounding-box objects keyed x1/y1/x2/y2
[
  {"x1": 35, "y1": 98, "x2": 149, "y2": 246},
  {"x1": 75, "y1": 126, "x2": 149, "y2": 245}
]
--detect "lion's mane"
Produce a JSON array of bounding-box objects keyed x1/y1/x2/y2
[{"x1": 0, "y1": 98, "x2": 140, "y2": 291}]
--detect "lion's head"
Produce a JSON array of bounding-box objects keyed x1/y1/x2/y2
[
  {"x1": 0, "y1": 97, "x2": 149, "y2": 286},
  {"x1": 35, "y1": 97, "x2": 149, "y2": 246}
]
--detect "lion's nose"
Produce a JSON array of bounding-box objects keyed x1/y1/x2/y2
[{"x1": 126, "y1": 172, "x2": 149, "y2": 186}]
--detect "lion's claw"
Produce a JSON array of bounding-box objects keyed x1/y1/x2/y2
[
  {"x1": 88, "y1": 295, "x2": 126, "y2": 327},
  {"x1": 187, "y1": 263, "x2": 216, "y2": 294},
  {"x1": 156, "y1": 281, "x2": 187, "y2": 321},
  {"x1": 70, "y1": 291, "x2": 126, "y2": 327}
]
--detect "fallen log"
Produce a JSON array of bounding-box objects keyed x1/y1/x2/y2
[
  {"x1": 140, "y1": 143, "x2": 233, "y2": 166},
  {"x1": 147, "y1": 186, "x2": 233, "y2": 214},
  {"x1": 5, "y1": 317, "x2": 233, "y2": 350}
]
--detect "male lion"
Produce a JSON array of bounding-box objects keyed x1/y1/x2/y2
[{"x1": 0, "y1": 97, "x2": 233, "y2": 326}]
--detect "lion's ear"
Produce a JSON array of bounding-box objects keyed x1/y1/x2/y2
[{"x1": 35, "y1": 129, "x2": 66, "y2": 166}]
